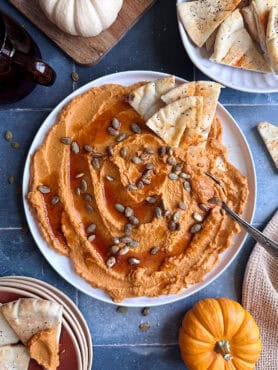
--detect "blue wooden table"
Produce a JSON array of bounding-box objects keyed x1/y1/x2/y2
[{"x1": 0, "y1": 1, "x2": 277, "y2": 369}]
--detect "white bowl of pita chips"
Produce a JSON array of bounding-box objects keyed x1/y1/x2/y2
[
  {"x1": 177, "y1": 0, "x2": 278, "y2": 93},
  {"x1": 0, "y1": 287, "x2": 83, "y2": 370}
]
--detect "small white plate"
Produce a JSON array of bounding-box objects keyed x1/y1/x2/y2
[
  {"x1": 176, "y1": 0, "x2": 278, "y2": 93},
  {"x1": 23, "y1": 70, "x2": 256, "y2": 307}
]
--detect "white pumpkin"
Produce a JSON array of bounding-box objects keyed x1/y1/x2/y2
[{"x1": 39, "y1": 0, "x2": 123, "y2": 37}]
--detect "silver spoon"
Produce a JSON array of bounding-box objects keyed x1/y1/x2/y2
[{"x1": 205, "y1": 173, "x2": 278, "y2": 258}]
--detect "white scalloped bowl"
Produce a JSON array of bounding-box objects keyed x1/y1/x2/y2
[{"x1": 177, "y1": 0, "x2": 278, "y2": 93}]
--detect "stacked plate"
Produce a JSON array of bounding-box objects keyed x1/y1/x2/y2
[{"x1": 0, "y1": 276, "x2": 92, "y2": 370}]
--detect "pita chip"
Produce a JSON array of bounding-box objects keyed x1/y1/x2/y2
[
  {"x1": 241, "y1": 5, "x2": 260, "y2": 43},
  {"x1": 0, "y1": 304, "x2": 19, "y2": 346},
  {"x1": 210, "y1": 9, "x2": 271, "y2": 73},
  {"x1": 251, "y1": 0, "x2": 277, "y2": 54},
  {"x1": 257, "y1": 121, "x2": 278, "y2": 169},
  {"x1": 161, "y1": 81, "x2": 222, "y2": 141},
  {"x1": 177, "y1": 0, "x2": 241, "y2": 47},
  {"x1": 146, "y1": 96, "x2": 203, "y2": 148},
  {"x1": 266, "y1": 6, "x2": 278, "y2": 73},
  {"x1": 127, "y1": 76, "x2": 175, "y2": 120},
  {"x1": 0, "y1": 345, "x2": 30, "y2": 370},
  {"x1": 1, "y1": 298, "x2": 63, "y2": 345}
]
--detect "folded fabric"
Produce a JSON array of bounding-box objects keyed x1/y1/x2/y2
[{"x1": 242, "y1": 210, "x2": 278, "y2": 369}]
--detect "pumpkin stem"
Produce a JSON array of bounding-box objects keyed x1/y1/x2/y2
[{"x1": 215, "y1": 340, "x2": 233, "y2": 361}]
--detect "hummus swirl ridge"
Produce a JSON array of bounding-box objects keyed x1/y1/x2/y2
[{"x1": 28, "y1": 83, "x2": 248, "y2": 302}]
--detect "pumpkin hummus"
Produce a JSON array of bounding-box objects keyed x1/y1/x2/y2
[{"x1": 28, "y1": 82, "x2": 248, "y2": 302}]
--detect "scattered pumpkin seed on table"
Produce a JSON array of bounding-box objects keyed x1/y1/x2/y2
[
  {"x1": 4, "y1": 131, "x2": 13, "y2": 141},
  {"x1": 71, "y1": 71, "x2": 79, "y2": 81},
  {"x1": 8, "y1": 176, "x2": 14, "y2": 184}
]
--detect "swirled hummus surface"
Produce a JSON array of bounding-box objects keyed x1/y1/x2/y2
[{"x1": 28, "y1": 83, "x2": 248, "y2": 302}]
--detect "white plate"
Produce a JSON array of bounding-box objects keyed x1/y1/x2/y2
[
  {"x1": 23, "y1": 70, "x2": 256, "y2": 307},
  {"x1": 176, "y1": 0, "x2": 278, "y2": 93}
]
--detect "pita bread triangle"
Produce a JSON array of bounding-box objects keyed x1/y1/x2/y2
[
  {"x1": 1, "y1": 298, "x2": 63, "y2": 345},
  {"x1": 161, "y1": 81, "x2": 222, "y2": 142},
  {"x1": 210, "y1": 9, "x2": 271, "y2": 73},
  {"x1": 257, "y1": 121, "x2": 278, "y2": 169},
  {"x1": 177, "y1": 0, "x2": 241, "y2": 47},
  {"x1": 0, "y1": 344, "x2": 30, "y2": 370},
  {"x1": 0, "y1": 303, "x2": 19, "y2": 346},
  {"x1": 251, "y1": 0, "x2": 277, "y2": 54},
  {"x1": 146, "y1": 96, "x2": 203, "y2": 148},
  {"x1": 266, "y1": 6, "x2": 278, "y2": 73},
  {"x1": 241, "y1": 5, "x2": 260, "y2": 43},
  {"x1": 127, "y1": 76, "x2": 175, "y2": 120}
]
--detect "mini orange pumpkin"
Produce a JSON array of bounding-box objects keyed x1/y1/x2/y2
[{"x1": 179, "y1": 298, "x2": 262, "y2": 370}]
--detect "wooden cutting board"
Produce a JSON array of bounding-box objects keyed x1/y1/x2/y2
[{"x1": 9, "y1": 0, "x2": 156, "y2": 65}]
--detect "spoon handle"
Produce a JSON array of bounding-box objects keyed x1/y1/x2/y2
[{"x1": 221, "y1": 202, "x2": 278, "y2": 257}]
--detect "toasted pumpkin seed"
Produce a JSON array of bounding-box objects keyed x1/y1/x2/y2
[
  {"x1": 167, "y1": 157, "x2": 176, "y2": 166},
  {"x1": 110, "y1": 245, "x2": 120, "y2": 254},
  {"x1": 4, "y1": 130, "x2": 13, "y2": 141},
  {"x1": 173, "y1": 211, "x2": 180, "y2": 222},
  {"x1": 142, "y1": 178, "x2": 151, "y2": 185},
  {"x1": 128, "y1": 257, "x2": 140, "y2": 265},
  {"x1": 76, "y1": 187, "x2": 81, "y2": 196},
  {"x1": 124, "y1": 223, "x2": 133, "y2": 236},
  {"x1": 158, "y1": 146, "x2": 166, "y2": 157},
  {"x1": 11, "y1": 141, "x2": 20, "y2": 149},
  {"x1": 146, "y1": 196, "x2": 157, "y2": 204},
  {"x1": 106, "y1": 175, "x2": 114, "y2": 182},
  {"x1": 107, "y1": 145, "x2": 114, "y2": 156},
  {"x1": 168, "y1": 220, "x2": 177, "y2": 231},
  {"x1": 115, "y1": 203, "x2": 125, "y2": 213},
  {"x1": 75, "y1": 172, "x2": 84, "y2": 178},
  {"x1": 60, "y1": 136, "x2": 72, "y2": 145},
  {"x1": 164, "y1": 210, "x2": 171, "y2": 218},
  {"x1": 139, "y1": 322, "x2": 150, "y2": 331},
  {"x1": 144, "y1": 147, "x2": 154, "y2": 154},
  {"x1": 71, "y1": 141, "x2": 79, "y2": 154},
  {"x1": 130, "y1": 122, "x2": 142, "y2": 134},
  {"x1": 168, "y1": 173, "x2": 178, "y2": 181},
  {"x1": 88, "y1": 234, "x2": 96, "y2": 242},
  {"x1": 180, "y1": 172, "x2": 191, "y2": 180},
  {"x1": 106, "y1": 256, "x2": 116, "y2": 268},
  {"x1": 83, "y1": 193, "x2": 92, "y2": 202},
  {"x1": 137, "y1": 181, "x2": 144, "y2": 189},
  {"x1": 85, "y1": 204, "x2": 94, "y2": 213},
  {"x1": 146, "y1": 163, "x2": 154, "y2": 170},
  {"x1": 120, "y1": 147, "x2": 128, "y2": 158},
  {"x1": 116, "y1": 133, "x2": 127, "y2": 142},
  {"x1": 190, "y1": 224, "x2": 202, "y2": 233},
  {"x1": 107, "y1": 127, "x2": 118, "y2": 136},
  {"x1": 117, "y1": 306, "x2": 128, "y2": 313},
  {"x1": 198, "y1": 203, "x2": 210, "y2": 212},
  {"x1": 80, "y1": 179, "x2": 88, "y2": 192},
  {"x1": 112, "y1": 237, "x2": 120, "y2": 245},
  {"x1": 92, "y1": 158, "x2": 100, "y2": 169},
  {"x1": 150, "y1": 246, "x2": 160, "y2": 255},
  {"x1": 8, "y1": 176, "x2": 14, "y2": 185},
  {"x1": 112, "y1": 118, "x2": 121, "y2": 130},
  {"x1": 132, "y1": 156, "x2": 142, "y2": 164},
  {"x1": 154, "y1": 207, "x2": 162, "y2": 218},
  {"x1": 166, "y1": 147, "x2": 173, "y2": 156},
  {"x1": 86, "y1": 224, "x2": 96, "y2": 233},
  {"x1": 38, "y1": 185, "x2": 51, "y2": 194},
  {"x1": 172, "y1": 163, "x2": 183, "y2": 173},
  {"x1": 92, "y1": 152, "x2": 106, "y2": 158},
  {"x1": 183, "y1": 181, "x2": 191, "y2": 192},
  {"x1": 129, "y1": 240, "x2": 139, "y2": 248},
  {"x1": 84, "y1": 144, "x2": 93, "y2": 152},
  {"x1": 193, "y1": 212, "x2": 204, "y2": 222},
  {"x1": 125, "y1": 207, "x2": 134, "y2": 218},
  {"x1": 129, "y1": 216, "x2": 139, "y2": 225},
  {"x1": 127, "y1": 184, "x2": 137, "y2": 191},
  {"x1": 178, "y1": 201, "x2": 187, "y2": 210},
  {"x1": 51, "y1": 195, "x2": 60, "y2": 205},
  {"x1": 118, "y1": 245, "x2": 130, "y2": 255},
  {"x1": 142, "y1": 307, "x2": 150, "y2": 316}
]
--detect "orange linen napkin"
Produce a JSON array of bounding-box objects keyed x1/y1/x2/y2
[{"x1": 242, "y1": 210, "x2": 278, "y2": 370}]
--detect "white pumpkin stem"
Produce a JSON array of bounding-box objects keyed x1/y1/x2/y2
[{"x1": 215, "y1": 340, "x2": 233, "y2": 361}]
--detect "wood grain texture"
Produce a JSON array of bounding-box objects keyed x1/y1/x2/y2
[{"x1": 9, "y1": 0, "x2": 156, "y2": 65}]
